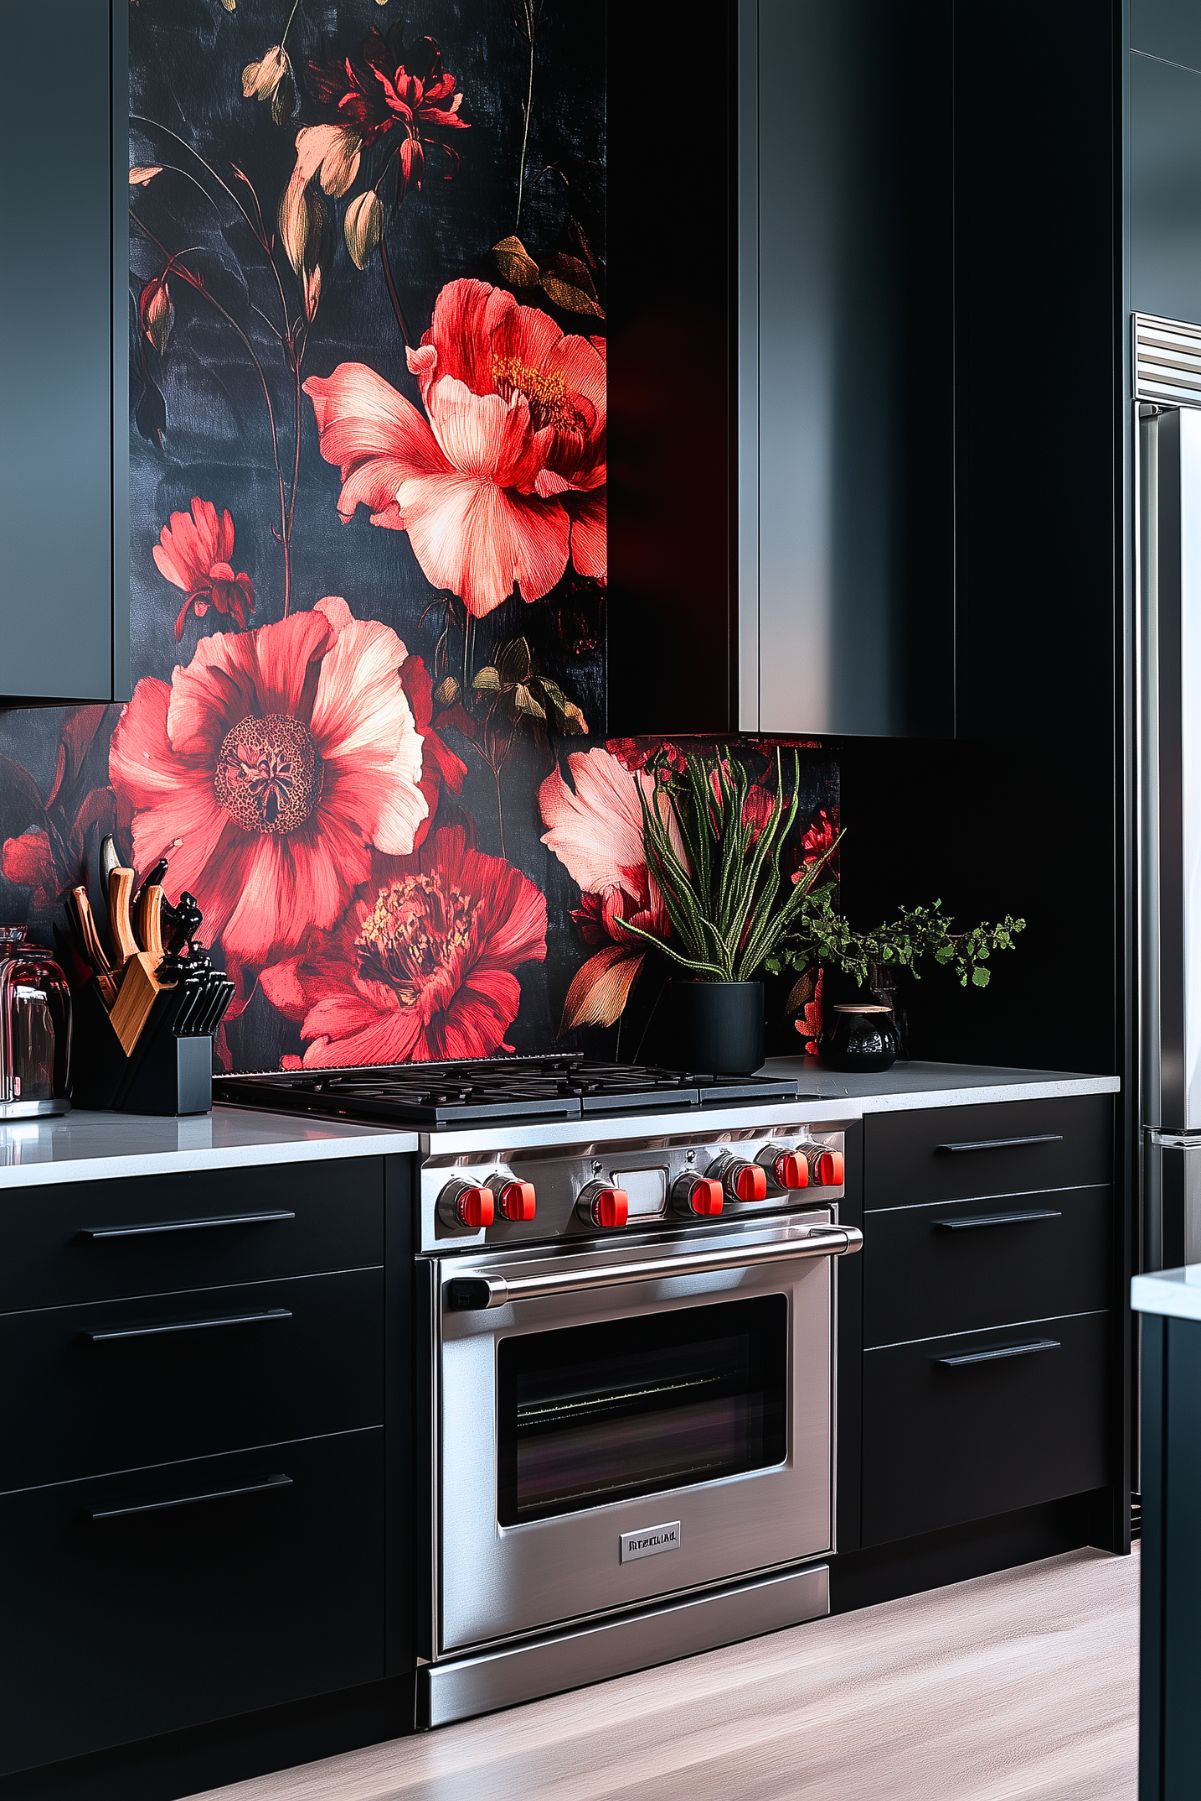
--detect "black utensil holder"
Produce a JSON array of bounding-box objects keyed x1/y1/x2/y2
[{"x1": 72, "y1": 981, "x2": 214, "y2": 1116}]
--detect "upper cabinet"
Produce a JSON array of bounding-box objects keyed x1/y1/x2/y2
[
  {"x1": 1130, "y1": 46, "x2": 1201, "y2": 324},
  {"x1": 1130, "y1": 0, "x2": 1201, "y2": 71},
  {"x1": 1, "y1": 0, "x2": 128, "y2": 704},
  {"x1": 607, "y1": 2, "x2": 954, "y2": 739},
  {"x1": 741, "y1": 0, "x2": 954, "y2": 739}
]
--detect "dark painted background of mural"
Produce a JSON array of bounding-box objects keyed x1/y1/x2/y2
[{"x1": 0, "y1": 0, "x2": 837, "y2": 1074}]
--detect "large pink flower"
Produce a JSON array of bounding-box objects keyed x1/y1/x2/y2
[
  {"x1": 153, "y1": 498, "x2": 255, "y2": 639},
  {"x1": 304, "y1": 278, "x2": 606, "y2": 618},
  {"x1": 260, "y1": 827, "x2": 547, "y2": 1065},
  {"x1": 539, "y1": 747, "x2": 678, "y2": 1031},
  {"x1": 109, "y1": 598, "x2": 428, "y2": 964}
]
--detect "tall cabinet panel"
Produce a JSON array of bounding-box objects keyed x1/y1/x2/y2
[
  {"x1": 744, "y1": 0, "x2": 954, "y2": 737},
  {"x1": 0, "y1": 0, "x2": 128, "y2": 703},
  {"x1": 1130, "y1": 51, "x2": 1201, "y2": 326}
]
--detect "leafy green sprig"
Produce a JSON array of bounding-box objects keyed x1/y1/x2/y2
[{"x1": 766, "y1": 882, "x2": 1025, "y2": 992}]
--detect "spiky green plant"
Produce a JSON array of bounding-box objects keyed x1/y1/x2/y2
[{"x1": 615, "y1": 749, "x2": 841, "y2": 983}]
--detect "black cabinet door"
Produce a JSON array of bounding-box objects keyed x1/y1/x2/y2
[
  {"x1": 0, "y1": 1269, "x2": 383, "y2": 1490},
  {"x1": 0, "y1": 1430, "x2": 385, "y2": 1778},
  {"x1": 0, "y1": 0, "x2": 127, "y2": 702},
  {"x1": 0, "y1": 1159, "x2": 384, "y2": 1314},
  {"x1": 861, "y1": 1184, "x2": 1112, "y2": 1348},
  {"x1": 861, "y1": 1311, "x2": 1110, "y2": 1547},
  {"x1": 1131, "y1": 51, "x2": 1201, "y2": 326},
  {"x1": 1131, "y1": 0, "x2": 1201, "y2": 72}
]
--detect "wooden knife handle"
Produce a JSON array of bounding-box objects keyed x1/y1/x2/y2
[
  {"x1": 108, "y1": 868, "x2": 140, "y2": 964},
  {"x1": 135, "y1": 884, "x2": 165, "y2": 959},
  {"x1": 70, "y1": 887, "x2": 113, "y2": 974}
]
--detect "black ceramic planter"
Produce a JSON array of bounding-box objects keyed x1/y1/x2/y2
[
  {"x1": 818, "y1": 1003, "x2": 901, "y2": 1073},
  {"x1": 666, "y1": 979, "x2": 765, "y2": 1075}
]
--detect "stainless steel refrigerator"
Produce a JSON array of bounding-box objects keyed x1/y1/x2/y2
[{"x1": 1137, "y1": 314, "x2": 1201, "y2": 1269}]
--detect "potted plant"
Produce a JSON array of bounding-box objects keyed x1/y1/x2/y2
[
  {"x1": 768, "y1": 881, "x2": 1026, "y2": 1070},
  {"x1": 614, "y1": 749, "x2": 839, "y2": 1073}
]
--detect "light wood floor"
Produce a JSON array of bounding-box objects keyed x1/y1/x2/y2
[{"x1": 192, "y1": 1547, "x2": 1140, "y2": 1801}]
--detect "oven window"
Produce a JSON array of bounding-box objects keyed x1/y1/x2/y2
[{"x1": 496, "y1": 1295, "x2": 788, "y2": 1526}]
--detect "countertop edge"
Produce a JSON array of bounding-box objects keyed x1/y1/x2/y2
[
  {"x1": 1132, "y1": 1270, "x2": 1201, "y2": 1323},
  {"x1": 0, "y1": 1118, "x2": 419, "y2": 1189}
]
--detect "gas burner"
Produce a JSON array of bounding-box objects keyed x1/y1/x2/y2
[{"x1": 215, "y1": 1055, "x2": 802, "y2": 1129}]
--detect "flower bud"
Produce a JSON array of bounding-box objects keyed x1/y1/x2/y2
[
  {"x1": 343, "y1": 190, "x2": 384, "y2": 270},
  {"x1": 242, "y1": 44, "x2": 291, "y2": 103},
  {"x1": 139, "y1": 275, "x2": 174, "y2": 355}
]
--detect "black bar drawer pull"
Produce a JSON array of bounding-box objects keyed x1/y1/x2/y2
[
  {"x1": 933, "y1": 1208, "x2": 1064, "y2": 1232},
  {"x1": 85, "y1": 1307, "x2": 293, "y2": 1344},
  {"x1": 934, "y1": 1134, "x2": 1064, "y2": 1154},
  {"x1": 79, "y1": 1210, "x2": 297, "y2": 1241},
  {"x1": 90, "y1": 1473, "x2": 293, "y2": 1522},
  {"x1": 934, "y1": 1338, "x2": 1061, "y2": 1369}
]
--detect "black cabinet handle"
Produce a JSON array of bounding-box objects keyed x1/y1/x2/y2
[
  {"x1": 934, "y1": 1134, "x2": 1063, "y2": 1154},
  {"x1": 79, "y1": 1209, "x2": 296, "y2": 1241},
  {"x1": 90, "y1": 1473, "x2": 293, "y2": 1522},
  {"x1": 933, "y1": 1208, "x2": 1063, "y2": 1232},
  {"x1": 934, "y1": 1338, "x2": 1061, "y2": 1369},
  {"x1": 84, "y1": 1307, "x2": 293, "y2": 1344}
]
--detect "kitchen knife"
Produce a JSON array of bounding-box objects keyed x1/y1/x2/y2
[
  {"x1": 107, "y1": 868, "x2": 140, "y2": 965},
  {"x1": 135, "y1": 884, "x2": 166, "y2": 960},
  {"x1": 68, "y1": 887, "x2": 119, "y2": 1006},
  {"x1": 133, "y1": 857, "x2": 169, "y2": 910}
]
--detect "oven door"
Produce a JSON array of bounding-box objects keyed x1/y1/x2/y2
[{"x1": 430, "y1": 1211, "x2": 853, "y2": 1656}]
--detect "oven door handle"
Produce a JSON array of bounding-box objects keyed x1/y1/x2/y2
[{"x1": 443, "y1": 1224, "x2": 864, "y2": 1312}]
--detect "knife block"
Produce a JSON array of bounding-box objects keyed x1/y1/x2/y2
[{"x1": 71, "y1": 981, "x2": 214, "y2": 1116}]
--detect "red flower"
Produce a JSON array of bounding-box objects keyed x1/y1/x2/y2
[
  {"x1": 153, "y1": 499, "x2": 255, "y2": 640},
  {"x1": 398, "y1": 653, "x2": 467, "y2": 846},
  {"x1": 1, "y1": 829, "x2": 57, "y2": 914},
  {"x1": 607, "y1": 739, "x2": 689, "y2": 778},
  {"x1": 260, "y1": 826, "x2": 546, "y2": 1065},
  {"x1": 109, "y1": 598, "x2": 429, "y2": 964},
  {"x1": 304, "y1": 278, "x2": 606, "y2": 617},
  {"x1": 795, "y1": 806, "x2": 839, "y2": 881},
  {"x1": 307, "y1": 26, "x2": 468, "y2": 192},
  {"x1": 539, "y1": 748, "x2": 680, "y2": 1030},
  {"x1": 793, "y1": 967, "x2": 825, "y2": 1057}
]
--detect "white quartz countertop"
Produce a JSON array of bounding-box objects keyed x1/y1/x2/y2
[
  {"x1": 0, "y1": 1106, "x2": 418, "y2": 1190},
  {"x1": 761, "y1": 1058, "x2": 1120, "y2": 1112},
  {"x1": 1132, "y1": 1267, "x2": 1201, "y2": 1323},
  {"x1": 0, "y1": 1060, "x2": 1119, "y2": 1186}
]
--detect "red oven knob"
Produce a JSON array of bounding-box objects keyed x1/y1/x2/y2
[
  {"x1": 578, "y1": 1182, "x2": 629, "y2": 1228},
  {"x1": 439, "y1": 1180, "x2": 494, "y2": 1230},
  {"x1": 810, "y1": 1148, "x2": 845, "y2": 1188},
  {"x1": 759, "y1": 1146, "x2": 809, "y2": 1191},
  {"x1": 673, "y1": 1175, "x2": 724, "y2": 1217},
  {"x1": 490, "y1": 1176, "x2": 537, "y2": 1222},
  {"x1": 718, "y1": 1159, "x2": 768, "y2": 1203}
]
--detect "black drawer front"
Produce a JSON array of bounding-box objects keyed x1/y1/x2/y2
[
  {"x1": 862, "y1": 1185, "x2": 1111, "y2": 1347},
  {"x1": 0, "y1": 1159, "x2": 384, "y2": 1313},
  {"x1": 0, "y1": 1429, "x2": 385, "y2": 1778},
  {"x1": 861, "y1": 1311, "x2": 1109, "y2": 1547},
  {"x1": 0, "y1": 1269, "x2": 383, "y2": 1493},
  {"x1": 865, "y1": 1096, "x2": 1112, "y2": 1210}
]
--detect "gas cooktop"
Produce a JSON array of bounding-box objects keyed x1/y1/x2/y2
[{"x1": 215, "y1": 1056, "x2": 805, "y2": 1129}]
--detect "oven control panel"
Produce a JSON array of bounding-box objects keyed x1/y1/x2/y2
[{"x1": 421, "y1": 1120, "x2": 848, "y2": 1252}]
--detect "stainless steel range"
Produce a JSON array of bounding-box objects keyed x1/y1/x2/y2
[{"x1": 216, "y1": 1058, "x2": 862, "y2": 1726}]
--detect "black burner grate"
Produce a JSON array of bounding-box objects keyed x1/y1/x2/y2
[{"x1": 215, "y1": 1054, "x2": 802, "y2": 1128}]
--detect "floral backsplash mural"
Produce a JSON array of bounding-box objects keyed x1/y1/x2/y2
[{"x1": 0, "y1": 0, "x2": 837, "y2": 1073}]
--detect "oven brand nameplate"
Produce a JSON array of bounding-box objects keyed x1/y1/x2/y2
[{"x1": 620, "y1": 1521, "x2": 682, "y2": 1563}]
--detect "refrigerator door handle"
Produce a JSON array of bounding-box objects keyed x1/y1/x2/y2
[{"x1": 1138, "y1": 398, "x2": 1201, "y2": 1138}]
